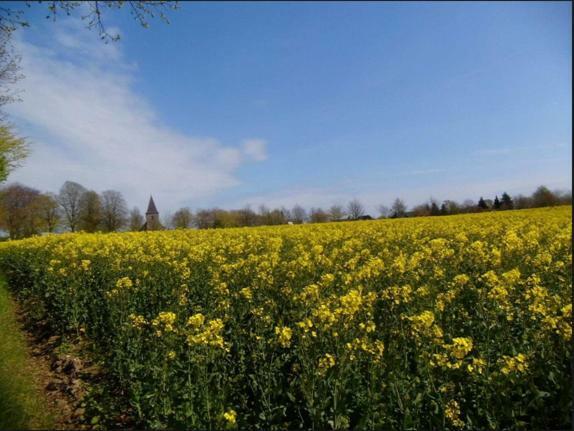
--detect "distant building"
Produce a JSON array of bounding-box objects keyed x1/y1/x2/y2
[{"x1": 140, "y1": 196, "x2": 163, "y2": 231}]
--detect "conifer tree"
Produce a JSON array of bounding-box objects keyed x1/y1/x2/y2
[
  {"x1": 440, "y1": 202, "x2": 448, "y2": 215},
  {"x1": 493, "y1": 195, "x2": 501, "y2": 210},
  {"x1": 501, "y1": 192, "x2": 513, "y2": 210}
]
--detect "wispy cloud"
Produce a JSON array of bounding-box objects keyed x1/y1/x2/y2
[
  {"x1": 7, "y1": 21, "x2": 268, "y2": 210},
  {"x1": 404, "y1": 168, "x2": 445, "y2": 176},
  {"x1": 472, "y1": 143, "x2": 569, "y2": 157},
  {"x1": 472, "y1": 148, "x2": 514, "y2": 156},
  {"x1": 241, "y1": 139, "x2": 268, "y2": 162}
]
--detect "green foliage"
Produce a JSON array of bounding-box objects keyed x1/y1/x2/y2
[{"x1": 0, "y1": 124, "x2": 27, "y2": 183}]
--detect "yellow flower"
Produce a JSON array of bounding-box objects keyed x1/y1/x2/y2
[
  {"x1": 501, "y1": 268, "x2": 521, "y2": 285},
  {"x1": 187, "y1": 313, "x2": 205, "y2": 328},
  {"x1": 450, "y1": 337, "x2": 473, "y2": 360},
  {"x1": 128, "y1": 313, "x2": 147, "y2": 329},
  {"x1": 453, "y1": 274, "x2": 470, "y2": 286},
  {"x1": 239, "y1": 287, "x2": 253, "y2": 300},
  {"x1": 431, "y1": 337, "x2": 473, "y2": 370},
  {"x1": 223, "y1": 409, "x2": 237, "y2": 425},
  {"x1": 444, "y1": 400, "x2": 464, "y2": 428},
  {"x1": 373, "y1": 340, "x2": 385, "y2": 360},
  {"x1": 467, "y1": 357, "x2": 486, "y2": 374},
  {"x1": 408, "y1": 311, "x2": 442, "y2": 341},
  {"x1": 318, "y1": 353, "x2": 336, "y2": 375},
  {"x1": 500, "y1": 353, "x2": 528, "y2": 375},
  {"x1": 152, "y1": 311, "x2": 177, "y2": 332},
  {"x1": 296, "y1": 318, "x2": 313, "y2": 333},
  {"x1": 116, "y1": 276, "x2": 133, "y2": 289},
  {"x1": 275, "y1": 326, "x2": 292, "y2": 348}
]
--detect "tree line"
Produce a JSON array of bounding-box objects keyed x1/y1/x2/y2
[
  {"x1": 0, "y1": 181, "x2": 570, "y2": 239},
  {"x1": 168, "y1": 186, "x2": 571, "y2": 230}
]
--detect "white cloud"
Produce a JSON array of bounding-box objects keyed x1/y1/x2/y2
[
  {"x1": 404, "y1": 168, "x2": 445, "y2": 176},
  {"x1": 7, "y1": 22, "x2": 267, "y2": 211},
  {"x1": 472, "y1": 143, "x2": 570, "y2": 157},
  {"x1": 241, "y1": 139, "x2": 268, "y2": 161},
  {"x1": 472, "y1": 148, "x2": 513, "y2": 156}
]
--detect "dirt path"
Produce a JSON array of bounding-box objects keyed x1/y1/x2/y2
[
  {"x1": 0, "y1": 277, "x2": 56, "y2": 429},
  {"x1": 0, "y1": 277, "x2": 91, "y2": 429}
]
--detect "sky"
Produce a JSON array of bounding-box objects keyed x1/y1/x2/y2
[{"x1": 4, "y1": 1, "x2": 572, "y2": 215}]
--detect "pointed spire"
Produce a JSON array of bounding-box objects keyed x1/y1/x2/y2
[{"x1": 146, "y1": 196, "x2": 159, "y2": 215}]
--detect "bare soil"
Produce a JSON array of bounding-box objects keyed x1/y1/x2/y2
[{"x1": 15, "y1": 302, "x2": 100, "y2": 430}]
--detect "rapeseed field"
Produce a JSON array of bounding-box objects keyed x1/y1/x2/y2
[{"x1": 0, "y1": 206, "x2": 571, "y2": 430}]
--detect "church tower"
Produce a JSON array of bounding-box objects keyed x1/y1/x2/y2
[{"x1": 141, "y1": 196, "x2": 162, "y2": 231}]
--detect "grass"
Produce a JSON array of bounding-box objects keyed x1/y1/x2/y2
[{"x1": 0, "y1": 275, "x2": 54, "y2": 429}]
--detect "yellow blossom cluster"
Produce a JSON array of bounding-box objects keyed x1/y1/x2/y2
[
  {"x1": 500, "y1": 353, "x2": 528, "y2": 375},
  {"x1": 317, "y1": 353, "x2": 336, "y2": 375},
  {"x1": 187, "y1": 316, "x2": 227, "y2": 350},
  {"x1": 275, "y1": 326, "x2": 293, "y2": 348},
  {"x1": 444, "y1": 400, "x2": 464, "y2": 428},
  {"x1": 431, "y1": 337, "x2": 473, "y2": 370},
  {"x1": 152, "y1": 311, "x2": 177, "y2": 336}
]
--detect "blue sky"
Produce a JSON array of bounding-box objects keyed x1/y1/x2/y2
[{"x1": 5, "y1": 1, "x2": 572, "y2": 215}]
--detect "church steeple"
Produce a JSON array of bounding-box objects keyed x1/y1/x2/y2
[
  {"x1": 146, "y1": 196, "x2": 159, "y2": 215},
  {"x1": 141, "y1": 195, "x2": 161, "y2": 231}
]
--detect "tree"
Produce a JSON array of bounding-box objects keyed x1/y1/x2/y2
[
  {"x1": 411, "y1": 203, "x2": 430, "y2": 217},
  {"x1": 442, "y1": 200, "x2": 460, "y2": 215},
  {"x1": 161, "y1": 210, "x2": 174, "y2": 229},
  {"x1": 34, "y1": 193, "x2": 60, "y2": 233},
  {"x1": 128, "y1": 207, "x2": 144, "y2": 231},
  {"x1": 58, "y1": 181, "x2": 86, "y2": 232},
  {"x1": 101, "y1": 190, "x2": 127, "y2": 232},
  {"x1": 194, "y1": 209, "x2": 215, "y2": 229},
  {"x1": 172, "y1": 207, "x2": 193, "y2": 229},
  {"x1": 265, "y1": 208, "x2": 288, "y2": 225},
  {"x1": 513, "y1": 194, "x2": 532, "y2": 210},
  {"x1": 430, "y1": 199, "x2": 440, "y2": 216},
  {"x1": 0, "y1": 123, "x2": 27, "y2": 182},
  {"x1": 0, "y1": 183, "x2": 41, "y2": 238},
  {"x1": 309, "y1": 207, "x2": 329, "y2": 223},
  {"x1": 0, "y1": 33, "x2": 26, "y2": 180},
  {"x1": 0, "y1": 2, "x2": 179, "y2": 41},
  {"x1": 461, "y1": 199, "x2": 476, "y2": 213},
  {"x1": 557, "y1": 190, "x2": 572, "y2": 205},
  {"x1": 0, "y1": 32, "x2": 22, "y2": 112},
  {"x1": 440, "y1": 202, "x2": 448, "y2": 215},
  {"x1": 390, "y1": 198, "x2": 407, "y2": 218},
  {"x1": 347, "y1": 199, "x2": 365, "y2": 220},
  {"x1": 78, "y1": 190, "x2": 103, "y2": 232},
  {"x1": 493, "y1": 195, "x2": 501, "y2": 210},
  {"x1": 291, "y1": 205, "x2": 307, "y2": 224},
  {"x1": 213, "y1": 209, "x2": 238, "y2": 228},
  {"x1": 377, "y1": 205, "x2": 390, "y2": 219},
  {"x1": 328, "y1": 204, "x2": 345, "y2": 221},
  {"x1": 477, "y1": 197, "x2": 488, "y2": 210},
  {"x1": 279, "y1": 207, "x2": 291, "y2": 223},
  {"x1": 500, "y1": 192, "x2": 513, "y2": 210},
  {"x1": 531, "y1": 185, "x2": 558, "y2": 207},
  {"x1": 258, "y1": 205, "x2": 271, "y2": 226},
  {"x1": 237, "y1": 205, "x2": 257, "y2": 227}
]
